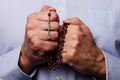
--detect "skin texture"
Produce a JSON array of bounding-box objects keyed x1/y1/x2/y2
[
  {"x1": 19, "y1": 6, "x2": 59, "y2": 74},
  {"x1": 62, "y1": 18, "x2": 106, "y2": 80},
  {"x1": 19, "y1": 5, "x2": 106, "y2": 80}
]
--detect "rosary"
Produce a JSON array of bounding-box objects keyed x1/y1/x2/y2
[{"x1": 46, "y1": 9, "x2": 68, "y2": 71}]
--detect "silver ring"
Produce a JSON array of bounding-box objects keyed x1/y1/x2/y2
[{"x1": 47, "y1": 31, "x2": 51, "y2": 40}]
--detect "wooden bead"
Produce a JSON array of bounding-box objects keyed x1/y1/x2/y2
[{"x1": 46, "y1": 23, "x2": 68, "y2": 70}]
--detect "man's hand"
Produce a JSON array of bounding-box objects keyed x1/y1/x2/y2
[
  {"x1": 62, "y1": 17, "x2": 106, "y2": 80},
  {"x1": 19, "y1": 6, "x2": 59, "y2": 74}
]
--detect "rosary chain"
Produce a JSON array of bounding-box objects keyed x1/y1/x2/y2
[{"x1": 46, "y1": 10, "x2": 68, "y2": 70}]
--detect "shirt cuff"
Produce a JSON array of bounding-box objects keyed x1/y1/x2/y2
[
  {"x1": 0, "y1": 46, "x2": 35, "y2": 80},
  {"x1": 103, "y1": 50, "x2": 120, "y2": 80}
]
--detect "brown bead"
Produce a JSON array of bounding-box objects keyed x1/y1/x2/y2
[
  {"x1": 48, "y1": 12, "x2": 51, "y2": 17},
  {"x1": 46, "y1": 23, "x2": 68, "y2": 70}
]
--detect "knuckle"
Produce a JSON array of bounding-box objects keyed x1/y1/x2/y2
[
  {"x1": 40, "y1": 5, "x2": 53, "y2": 12},
  {"x1": 55, "y1": 31, "x2": 59, "y2": 36},
  {"x1": 26, "y1": 31, "x2": 34, "y2": 40},
  {"x1": 71, "y1": 17, "x2": 81, "y2": 25},
  {"x1": 68, "y1": 53, "x2": 74, "y2": 60},
  {"x1": 62, "y1": 59, "x2": 68, "y2": 64},
  {"x1": 62, "y1": 52, "x2": 74, "y2": 63},
  {"x1": 68, "y1": 25, "x2": 79, "y2": 31},
  {"x1": 72, "y1": 40, "x2": 79, "y2": 49},
  {"x1": 51, "y1": 42, "x2": 58, "y2": 48},
  {"x1": 45, "y1": 42, "x2": 58, "y2": 51},
  {"x1": 32, "y1": 42, "x2": 38, "y2": 50},
  {"x1": 32, "y1": 41, "x2": 42, "y2": 50},
  {"x1": 73, "y1": 17, "x2": 80, "y2": 21},
  {"x1": 26, "y1": 23, "x2": 34, "y2": 30},
  {"x1": 72, "y1": 34, "x2": 79, "y2": 40},
  {"x1": 51, "y1": 12, "x2": 59, "y2": 21},
  {"x1": 62, "y1": 54, "x2": 69, "y2": 63},
  {"x1": 67, "y1": 25, "x2": 73, "y2": 31},
  {"x1": 52, "y1": 22, "x2": 59, "y2": 30},
  {"x1": 52, "y1": 31, "x2": 58, "y2": 40},
  {"x1": 67, "y1": 49, "x2": 76, "y2": 63},
  {"x1": 68, "y1": 25, "x2": 73, "y2": 28},
  {"x1": 27, "y1": 13, "x2": 34, "y2": 20},
  {"x1": 54, "y1": 42, "x2": 58, "y2": 47},
  {"x1": 71, "y1": 48, "x2": 77, "y2": 55}
]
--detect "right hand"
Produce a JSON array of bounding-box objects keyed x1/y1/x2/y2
[{"x1": 19, "y1": 5, "x2": 59, "y2": 74}]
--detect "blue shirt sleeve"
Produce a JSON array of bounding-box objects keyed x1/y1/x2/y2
[
  {"x1": 0, "y1": 46, "x2": 33, "y2": 80},
  {"x1": 103, "y1": 51, "x2": 120, "y2": 80}
]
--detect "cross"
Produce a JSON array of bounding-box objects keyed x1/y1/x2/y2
[{"x1": 56, "y1": 75, "x2": 62, "y2": 80}]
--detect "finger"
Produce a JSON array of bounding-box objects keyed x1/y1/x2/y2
[
  {"x1": 30, "y1": 40, "x2": 58, "y2": 52},
  {"x1": 63, "y1": 17, "x2": 84, "y2": 25},
  {"x1": 40, "y1": 5, "x2": 56, "y2": 12},
  {"x1": 61, "y1": 40, "x2": 77, "y2": 63},
  {"x1": 64, "y1": 18, "x2": 89, "y2": 33},
  {"x1": 39, "y1": 21, "x2": 59, "y2": 31},
  {"x1": 35, "y1": 31, "x2": 59, "y2": 41},
  {"x1": 66, "y1": 24, "x2": 81, "y2": 33},
  {"x1": 64, "y1": 19, "x2": 92, "y2": 38},
  {"x1": 27, "y1": 6, "x2": 59, "y2": 22},
  {"x1": 61, "y1": 34, "x2": 82, "y2": 64},
  {"x1": 27, "y1": 21, "x2": 59, "y2": 31},
  {"x1": 27, "y1": 12, "x2": 59, "y2": 22},
  {"x1": 40, "y1": 5, "x2": 58, "y2": 21},
  {"x1": 28, "y1": 30, "x2": 58, "y2": 41}
]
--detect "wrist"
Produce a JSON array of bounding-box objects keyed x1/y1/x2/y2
[
  {"x1": 93, "y1": 49, "x2": 106, "y2": 80},
  {"x1": 18, "y1": 52, "x2": 35, "y2": 74}
]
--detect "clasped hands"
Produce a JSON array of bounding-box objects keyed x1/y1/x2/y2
[{"x1": 19, "y1": 5, "x2": 106, "y2": 80}]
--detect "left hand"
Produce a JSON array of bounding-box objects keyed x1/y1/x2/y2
[{"x1": 62, "y1": 17, "x2": 106, "y2": 80}]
